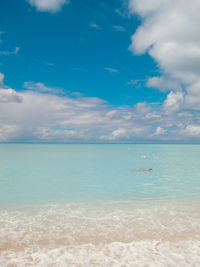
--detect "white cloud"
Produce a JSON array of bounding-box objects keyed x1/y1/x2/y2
[
  {"x1": 127, "y1": 79, "x2": 144, "y2": 86},
  {"x1": 153, "y1": 126, "x2": 168, "y2": 136},
  {"x1": 90, "y1": 24, "x2": 101, "y2": 30},
  {"x1": 1, "y1": 73, "x2": 200, "y2": 142},
  {"x1": 184, "y1": 80, "x2": 200, "y2": 110},
  {"x1": 108, "y1": 128, "x2": 127, "y2": 140},
  {"x1": 0, "y1": 75, "x2": 150, "y2": 142},
  {"x1": 113, "y1": 25, "x2": 126, "y2": 32},
  {"x1": 181, "y1": 125, "x2": 200, "y2": 137},
  {"x1": 100, "y1": 126, "x2": 147, "y2": 140},
  {"x1": 104, "y1": 67, "x2": 119, "y2": 74},
  {"x1": 35, "y1": 127, "x2": 78, "y2": 140},
  {"x1": 146, "y1": 76, "x2": 181, "y2": 92},
  {"x1": 0, "y1": 47, "x2": 20, "y2": 56},
  {"x1": 163, "y1": 91, "x2": 184, "y2": 113},
  {"x1": 0, "y1": 73, "x2": 22, "y2": 103},
  {"x1": 134, "y1": 102, "x2": 151, "y2": 114},
  {"x1": 27, "y1": 0, "x2": 69, "y2": 13},
  {"x1": 0, "y1": 125, "x2": 19, "y2": 142},
  {"x1": 129, "y1": 0, "x2": 200, "y2": 109},
  {"x1": 24, "y1": 81, "x2": 63, "y2": 94},
  {"x1": 44, "y1": 61, "x2": 55, "y2": 67},
  {"x1": 0, "y1": 88, "x2": 23, "y2": 103},
  {"x1": 0, "y1": 73, "x2": 4, "y2": 87}
]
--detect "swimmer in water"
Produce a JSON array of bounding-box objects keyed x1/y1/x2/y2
[
  {"x1": 138, "y1": 168, "x2": 152, "y2": 171},
  {"x1": 132, "y1": 168, "x2": 152, "y2": 172}
]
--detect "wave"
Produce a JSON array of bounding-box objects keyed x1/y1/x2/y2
[{"x1": 0, "y1": 200, "x2": 200, "y2": 266}]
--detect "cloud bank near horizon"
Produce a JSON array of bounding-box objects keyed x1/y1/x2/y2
[{"x1": 0, "y1": 72, "x2": 200, "y2": 143}]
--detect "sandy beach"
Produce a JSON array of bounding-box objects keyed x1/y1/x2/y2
[{"x1": 0, "y1": 200, "x2": 200, "y2": 266}]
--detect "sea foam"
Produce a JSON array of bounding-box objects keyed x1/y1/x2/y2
[{"x1": 0, "y1": 200, "x2": 200, "y2": 266}]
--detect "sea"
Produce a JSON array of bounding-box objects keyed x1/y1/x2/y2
[{"x1": 0, "y1": 144, "x2": 200, "y2": 266}]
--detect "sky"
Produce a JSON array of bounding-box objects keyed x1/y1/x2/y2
[{"x1": 0, "y1": 0, "x2": 200, "y2": 143}]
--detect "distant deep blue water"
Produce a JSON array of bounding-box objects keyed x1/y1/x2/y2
[{"x1": 0, "y1": 144, "x2": 200, "y2": 266}]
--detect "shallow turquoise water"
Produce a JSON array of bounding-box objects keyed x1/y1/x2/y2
[
  {"x1": 0, "y1": 144, "x2": 200, "y2": 205},
  {"x1": 1, "y1": 144, "x2": 200, "y2": 266}
]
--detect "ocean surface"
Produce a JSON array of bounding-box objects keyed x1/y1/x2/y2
[{"x1": 0, "y1": 144, "x2": 200, "y2": 266}]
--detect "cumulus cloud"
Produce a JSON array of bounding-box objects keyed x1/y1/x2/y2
[
  {"x1": 0, "y1": 74, "x2": 152, "y2": 142},
  {"x1": 0, "y1": 73, "x2": 4, "y2": 87},
  {"x1": 129, "y1": 0, "x2": 200, "y2": 110},
  {"x1": 184, "y1": 80, "x2": 200, "y2": 109},
  {"x1": 27, "y1": 0, "x2": 69, "y2": 13},
  {"x1": 163, "y1": 91, "x2": 184, "y2": 113},
  {"x1": 0, "y1": 125, "x2": 19, "y2": 142},
  {"x1": 146, "y1": 76, "x2": 181, "y2": 92},
  {"x1": 35, "y1": 127, "x2": 78, "y2": 140},
  {"x1": 100, "y1": 126, "x2": 147, "y2": 140},
  {"x1": 134, "y1": 102, "x2": 151, "y2": 114},
  {"x1": 181, "y1": 125, "x2": 200, "y2": 137},
  {"x1": 0, "y1": 73, "x2": 22, "y2": 103},
  {"x1": 1, "y1": 73, "x2": 200, "y2": 142},
  {"x1": 153, "y1": 126, "x2": 168, "y2": 136},
  {"x1": 102, "y1": 128, "x2": 128, "y2": 140},
  {"x1": 0, "y1": 89, "x2": 23, "y2": 103}
]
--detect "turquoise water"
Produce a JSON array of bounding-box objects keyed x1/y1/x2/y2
[
  {"x1": 0, "y1": 144, "x2": 200, "y2": 266},
  {"x1": 0, "y1": 144, "x2": 200, "y2": 205}
]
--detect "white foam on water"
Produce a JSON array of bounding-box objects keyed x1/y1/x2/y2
[
  {"x1": 1, "y1": 240, "x2": 200, "y2": 267},
  {"x1": 0, "y1": 200, "x2": 200, "y2": 266}
]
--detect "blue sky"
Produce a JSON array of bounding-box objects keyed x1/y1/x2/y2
[
  {"x1": 1, "y1": 0, "x2": 161, "y2": 105},
  {"x1": 0, "y1": 0, "x2": 200, "y2": 143}
]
